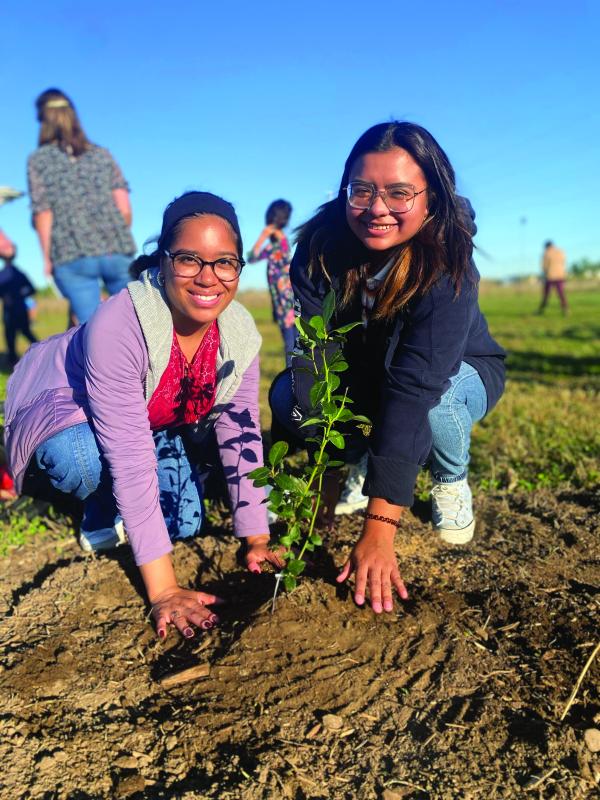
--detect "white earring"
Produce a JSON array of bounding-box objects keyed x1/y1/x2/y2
[{"x1": 157, "y1": 271, "x2": 165, "y2": 287}]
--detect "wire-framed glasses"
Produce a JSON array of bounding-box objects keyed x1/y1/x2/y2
[
  {"x1": 345, "y1": 181, "x2": 427, "y2": 214},
  {"x1": 163, "y1": 250, "x2": 245, "y2": 282}
]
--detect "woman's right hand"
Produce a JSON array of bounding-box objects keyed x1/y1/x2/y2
[
  {"x1": 150, "y1": 586, "x2": 223, "y2": 640},
  {"x1": 336, "y1": 524, "x2": 408, "y2": 613}
]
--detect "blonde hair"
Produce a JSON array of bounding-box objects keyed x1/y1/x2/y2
[{"x1": 35, "y1": 88, "x2": 91, "y2": 157}]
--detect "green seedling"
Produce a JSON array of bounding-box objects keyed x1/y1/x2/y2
[{"x1": 249, "y1": 290, "x2": 369, "y2": 605}]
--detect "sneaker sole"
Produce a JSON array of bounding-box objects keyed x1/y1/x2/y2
[
  {"x1": 79, "y1": 521, "x2": 127, "y2": 553},
  {"x1": 334, "y1": 497, "x2": 369, "y2": 515},
  {"x1": 436, "y1": 519, "x2": 475, "y2": 545}
]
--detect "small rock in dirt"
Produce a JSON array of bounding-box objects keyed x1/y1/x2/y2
[
  {"x1": 36, "y1": 755, "x2": 56, "y2": 771},
  {"x1": 165, "y1": 735, "x2": 178, "y2": 751},
  {"x1": 114, "y1": 755, "x2": 138, "y2": 769},
  {"x1": 322, "y1": 713, "x2": 344, "y2": 731},
  {"x1": 383, "y1": 789, "x2": 410, "y2": 800},
  {"x1": 584, "y1": 728, "x2": 600, "y2": 753},
  {"x1": 116, "y1": 774, "x2": 145, "y2": 798}
]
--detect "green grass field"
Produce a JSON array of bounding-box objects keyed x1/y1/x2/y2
[
  {"x1": 246, "y1": 280, "x2": 600, "y2": 495},
  {"x1": 0, "y1": 280, "x2": 598, "y2": 553}
]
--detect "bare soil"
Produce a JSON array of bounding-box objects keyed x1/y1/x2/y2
[{"x1": 1, "y1": 489, "x2": 599, "y2": 799}]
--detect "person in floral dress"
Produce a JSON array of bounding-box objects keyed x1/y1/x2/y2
[{"x1": 248, "y1": 199, "x2": 295, "y2": 366}]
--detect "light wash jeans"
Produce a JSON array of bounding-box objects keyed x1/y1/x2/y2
[
  {"x1": 34, "y1": 423, "x2": 204, "y2": 548},
  {"x1": 269, "y1": 361, "x2": 488, "y2": 483},
  {"x1": 53, "y1": 254, "x2": 132, "y2": 324},
  {"x1": 427, "y1": 361, "x2": 487, "y2": 483}
]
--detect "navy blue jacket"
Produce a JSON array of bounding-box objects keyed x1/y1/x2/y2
[{"x1": 289, "y1": 220, "x2": 506, "y2": 507}]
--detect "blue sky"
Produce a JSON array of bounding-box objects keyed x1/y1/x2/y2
[{"x1": 1, "y1": 0, "x2": 598, "y2": 291}]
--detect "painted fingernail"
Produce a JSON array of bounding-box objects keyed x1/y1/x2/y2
[
  {"x1": 183, "y1": 627, "x2": 194, "y2": 638},
  {"x1": 372, "y1": 602, "x2": 382, "y2": 614},
  {"x1": 201, "y1": 620, "x2": 214, "y2": 630},
  {"x1": 355, "y1": 594, "x2": 365, "y2": 605},
  {"x1": 158, "y1": 629, "x2": 166, "y2": 639},
  {"x1": 384, "y1": 601, "x2": 393, "y2": 612},
  {"x1": 209, "y1": 614, "x2": 219, "y2": 623}
]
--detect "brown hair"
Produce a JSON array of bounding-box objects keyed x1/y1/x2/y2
[
  {"x1": 295, "y1": 121, "x2": 474, "y2": 321},
  {"x1": 35, "y1": 88, "x2": 91, "y2": 157}
]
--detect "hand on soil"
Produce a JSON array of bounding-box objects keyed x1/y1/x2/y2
[
  {"x1": 244, "y1": 534, "x2": 285, "y2": 574},
  {"x1": 150, "y1": 587, "x2": 223, "y2": 640},
  {"x1": 337, "y1": 528, "x2": 408, "y2": 612}
]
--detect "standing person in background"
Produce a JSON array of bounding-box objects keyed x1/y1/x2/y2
[
  {"x1": 27, "y1": 88, "x2": 136, "y2": 325},
  {"x1": 538, "y1": 240, "x2": 568, "y2": 315},
  {"x1": 248, "y1": 200, "x2": 296, "y2": 366},
  {"x1": 0, "y1": 230, "x2": 37, "y2": 367}
]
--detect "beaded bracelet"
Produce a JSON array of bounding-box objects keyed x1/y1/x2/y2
[{"x1": 365, "y1": 512, "x2": 401, "y2": 528}]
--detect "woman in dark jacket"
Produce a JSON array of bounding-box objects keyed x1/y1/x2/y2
[{"x1": 270, "y1": 121, "x2": 505, "y2": 614}]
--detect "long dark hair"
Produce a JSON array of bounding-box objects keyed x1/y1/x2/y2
[
  {"x1": 35, "y1": 88, "x2": 92, "y2": 157},
  {"x1": 296, "y1": 121, "x2": 474, "y2": 319}
]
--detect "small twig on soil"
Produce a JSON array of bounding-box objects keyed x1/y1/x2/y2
[
  {"x1": 560, "y1": 641, "x2": 600, "y2": 721},
  {"x1": 525, "y1": 767, "x2": 558, "y2": 791},
  {"x1": 478, "y1": 669, "x2": 517, "y2": 679},
  {"x1": 158, "y1": 662, "x2": 210, "y2": 688}
]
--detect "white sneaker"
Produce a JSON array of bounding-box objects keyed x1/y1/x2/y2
[
  {"x1": 431, "y1": 479, "x2": 475, "y2": 544},
  {"x1": 79, "y1": 520, "x2": 128, "y2": 553},
  {"x1": 334, "y1": 454, "x2": 369, "y2": 515}
]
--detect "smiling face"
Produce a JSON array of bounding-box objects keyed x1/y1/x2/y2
[
  {"x1": 345, "y1": 148, "x2": 429, "y2": 252},
  {"x1": 161, "y1": 214, "x2": 239, "y2": 333}
]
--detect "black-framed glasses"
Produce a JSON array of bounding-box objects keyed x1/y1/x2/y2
[
  {"x1": 344, "y1": 181, "x2": 427, "y2": 214},
  {"x1": 163, "y1": 250, "x2": 245, "y2": 282}
]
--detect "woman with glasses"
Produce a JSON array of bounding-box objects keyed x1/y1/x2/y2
[
  {"x1": 5, "y1": 191, "x2": 282, "y2": 640},
  {"x1": 248, "y1": 199, "x2": 295, "y2": 366},
  {"x1": 270, "y1": 121, "x2": 505, "y2": 614}
]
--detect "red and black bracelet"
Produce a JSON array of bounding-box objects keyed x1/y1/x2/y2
[{"x1": 365, "y1": 512, "x2": 401, "y2": 528}]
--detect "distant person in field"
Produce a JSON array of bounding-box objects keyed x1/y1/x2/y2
[
  {"x1": 4, "y1": 191, "x2": 282, "y2": 640},
  {"x1": 27, "y1": 88, "x2": 136, "y2": 325},
  {"x1": 538, "y1": 240, "x2": 568, "y2": 314},
  {"x1": 248, "y1": 200, "x2": 296, "y2": 366},
  {"x1": 0, "y1": 230, "x2": 37, "y2": 367},
  {"x1": 270, "y1": 121, "x2": 506, "y2": 614}
]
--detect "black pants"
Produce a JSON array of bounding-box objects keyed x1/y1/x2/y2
[{"x1": 3, "y1": 308, "x2": 37, "y2": 364}]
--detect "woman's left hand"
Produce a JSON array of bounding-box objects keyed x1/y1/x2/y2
[{"x1": 244, "y1": 534, "x2": 285, "y2": 574}]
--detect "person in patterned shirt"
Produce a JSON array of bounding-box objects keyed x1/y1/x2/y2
[
  {"x1": 27, "y1": 88, "x2": 136, "y2": 325},
  {"x1": 248, "y1": 199, "x2": 296, "y2": 366}
]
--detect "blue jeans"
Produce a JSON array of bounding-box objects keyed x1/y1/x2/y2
[
  {"x1": 427, "y1": 362, "x2": 487, "y2": 483},
  {"x1": 270, "y1": 361, "x2": 488, "y2": 483},
  {"x1": 53, "y1": 254, "x2": 132, "y2": 324},
  {"x1": 34, "y1": 423, "x2": 204, "y2": 548}
]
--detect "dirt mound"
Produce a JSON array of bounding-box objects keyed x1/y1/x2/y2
[{"x1": 1, "y1": 490, "x2": 598, "y2": 799}]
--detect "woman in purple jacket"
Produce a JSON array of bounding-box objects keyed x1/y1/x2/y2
[
  {"x1": 5, "y1": 191, "x2": 281, "y2": 639},
  {"x1": 271, "y1": 122, "x2": 505, "y2": 614}
]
